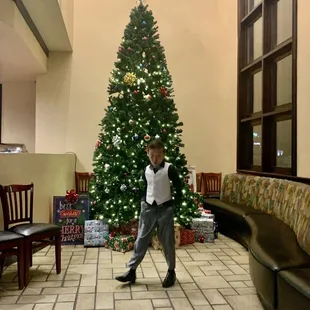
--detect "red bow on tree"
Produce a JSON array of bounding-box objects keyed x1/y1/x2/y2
[{"x1": 65, "y1": 189, "x2": 79, "y2": 204}]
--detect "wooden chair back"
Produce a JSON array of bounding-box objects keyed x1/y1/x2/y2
[
  {"x1": 202, "y1": 173, "x2": 222, "y2": 196},
  {"x1": 0, "y1": 184, "x2": 34, "y2": 230},
  {"x1": 75, "y1": 172, "x2": 95, "y2": 194},
  {"x1": 196, "y1": 173, "x2": 203, "y2": 193}
]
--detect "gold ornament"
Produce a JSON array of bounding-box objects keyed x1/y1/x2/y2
[{"x1": 124, "y1": 73, "x2": 137, "y2": 86}]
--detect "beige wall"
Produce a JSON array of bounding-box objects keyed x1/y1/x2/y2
[
  {"x1": 0, "y1": 154, "x2": 76, "y2": 228},
  {"x1": 2, "y1": 82, "x2": 36, "y2": 152},
  {"x1": 36, "y1": 0, "x2": 238, "y2": 176},
  {"x1": 297, "y1": 0, "x2": 310, "y2": 177}
]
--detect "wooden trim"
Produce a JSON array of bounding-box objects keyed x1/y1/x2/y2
[
  {"x1": 12, "y1": 0, "x2": 49, "y2": 57},
  {"x1": 0, "y1": 84, "x2": 2, "y2": 143},
  {"x1": 237, "y1": 169, "x2": 310, "y2": 185},
  {"x1": 291, "y1": 0, "x2": 298, "y2": 176}
]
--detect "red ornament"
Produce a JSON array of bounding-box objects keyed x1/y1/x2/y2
[
  {"x1": 144, "y1": 135, "x2": 151, "y2": 142},
  {"x1": 143, "y1": 36, "x2": 148, "y2": 40},
  {"x1": 110, "y1": 232, "x2": 116, "y2": 238},
  {"x1": 127, "y1": 47, "x2": 131, "y2": 51},
  {"x1": 199, "y1": 235, "x2": 205, "y2": 243},
  {"x1": 65, "y1": 189, "x2": 79, "y2": 204},
  {"x1": 152, "y1": 56, "x2": 156, "y2": 59},
  {"x1": 95, "y1": 140, "x2": 101, "y2": 148},
  {"x1": 159, "y1": 87, "x2": 168, "y2": 97},
  {"x1": 122, "y1": 238, "x2": 128, "y2": 243},
  {"x1": 133, "y1": 90, "x2": 139, "y2": 95},
  {"x1": 118, "y1": 47, "x2": 123, "y2": 52},
  {"x1": 162, "y1": 128, "x2": 167, "y2": 134}
]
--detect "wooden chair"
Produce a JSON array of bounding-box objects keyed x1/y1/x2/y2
[
  {"x1": 196, "y1": 173, "x2": 203, "y2": 193},
  {"x1": 0, "y1": 184, "x2": 61, "y2": 286},
  {"x1": 202, "y1": 173, "x2": 222, "y2": 198},
  {"x1": 0, "y1": 231, "x2": 24, "y2": 289},
  {"x1": 75, "y1": 172, "x2": 95, "y2": 194}
]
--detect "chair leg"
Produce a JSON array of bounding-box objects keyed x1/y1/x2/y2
[
  {"x1": 24, "y1": 239, "x2": 31, "y2": 287},
  {"x1": 0, "y1": 256, "x2": 5, "y2": 280},
  {"x1": 17, "y1": 240, "x2": 25, "y2": 290},
  {"x1": 55, "y1": 233, "x2": 61, "y2": 274},
  {"x1": 29, "y1": 250, "x2": 33, "y2": 268}
]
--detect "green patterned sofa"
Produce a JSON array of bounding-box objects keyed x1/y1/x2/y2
[{"x1": 205, "y1": 173, "x2": 310, "y2": 310}]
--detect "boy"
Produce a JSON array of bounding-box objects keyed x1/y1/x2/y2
[{"x1": 116, "y1": 139, "x2": 182, "y2": 287}]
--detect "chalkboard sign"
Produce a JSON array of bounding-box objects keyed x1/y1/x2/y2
[{"x1": 53, "y1": 195, "x2": 89, "y2": 244}]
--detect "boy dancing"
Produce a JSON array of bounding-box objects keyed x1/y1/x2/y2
[{"x1": 116, "y1": 139, "x2": 182, "y2": 287}]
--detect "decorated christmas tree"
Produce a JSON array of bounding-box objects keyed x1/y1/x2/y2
[{"x1": 89, "y1": 1, "x2": 201, "y2": 227}]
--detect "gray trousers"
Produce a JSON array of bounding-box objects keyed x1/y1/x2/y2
[{"x1": 127, "y1": 201, "x2": 176, "y2": 270}]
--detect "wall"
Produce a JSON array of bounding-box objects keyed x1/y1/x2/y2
[
  {"x1": 297, "y1": 0, "x2": 310, "y2": 177},
  {"x1": 0, "y1": 153, "x2": 76, "y2": 228},
  {"x1": 2, "y1": 82, "x2": 36, "y2": 152},
  {"x1": 36, "y1": 0, "x2": 238, "y2": 176}
]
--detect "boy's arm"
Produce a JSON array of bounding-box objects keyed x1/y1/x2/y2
[
  {"x1": 168, "y1": 165, "x2": 183, "y2": 205},
  {"x1": 139, "y1": 168, "x2": 147, "y2": 202}
]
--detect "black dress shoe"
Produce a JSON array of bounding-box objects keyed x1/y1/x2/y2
[
  {"x1": 162, "y1": 269, "x2": 176, "y2": 288},
  {"x1": 115, "y1": 269, "x2": 136, "y2": 284}
]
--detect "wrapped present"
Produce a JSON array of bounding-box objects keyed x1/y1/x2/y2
[
  {"x1": 198, "y1": 232, "x2": 214, "y2": 243},
  {"x1": 85, "y1": 220, "x2": 109, "y2": 233},
  {"x1": 214, "y1": 221, "x2": 219, "y2": 239},
  {"x1": 180, "y1": 228, "x2": 195, "y2": 245},
  {"x1": 110, "y1": 220, "x2": 139, "y2": 239},
  {"x1": 191, "y1": 218, "x2": 214, "y2": 243},
  {"x1": 104, "y1": 234, "x2": 135, "y2": 253},
  {"x1": 84, "y1": 220, "x2": 109, "y2": 247},
  {"x1": 84, "y1": 232, "x2": 108, "y2": 247},
  {"x1": 152, "y1": 224, "x2": 181, "y2": 250}
]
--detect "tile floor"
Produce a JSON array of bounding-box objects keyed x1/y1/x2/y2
[{"x1": 0, "y1": 234, "x2": 264, "y2": 310}]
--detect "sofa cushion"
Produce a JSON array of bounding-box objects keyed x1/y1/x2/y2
[
  {"x1": 279, "y1": 269, "x2": 310, "y2": 300},
  {"x1": 205, "y1": 198, "x2": 263, "y2": 221},
  {"x1": 245, "y1": 213, "x2": 310, "y2": 271}
]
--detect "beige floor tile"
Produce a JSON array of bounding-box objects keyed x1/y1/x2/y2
[
  {"x1": 114, "y1": 292, "x2": 131, "y2": 299},
  {"x1": 202, "y1": 289, "x2": 227, "y2": 305},
  {"x1": 228, "y1": 265, "x2": 248, "y2": 275},
  {"x1": 0, "y1": 305, "x2": 34, "y2": 310},
  {"x1": 213, "y1": 305, "x2": 233, "y2": 310},
  {"x1": 57, "y1": 294, "x2": 76, "y2": 302},
  {"x1": 219, "y1": 288, "x2": 238, "y2": 296},
  {"x1": 132, "y1": 291, "x2": 167, "y2": 299},
  {"x1": 185, "y1": 290, "x2": 210, "y2": 306},
  {"x1": 171, "y1": 298, "x2": 193, "y2": 310},
  {"x1": 28, "y1": 281, "x2": 62, "y2": 288},
  {"x1": 0, "y1": 296, "x2": 19, "y2": 304},
  {"x1": 236, "y1": 287, "x2": 257, "y2": 295},
  {"x1": 79, "y1": 286, "x2": 96, "y2": 294},
  {"x1": 142, "y1": 267, "x2": 159, "y2": 278},
  {"x1": 223, "y1": 274, "x2": 251, "y2": 282},
  {"x1": 226, "y1": 295, "x2": 264, "y2": 310},
  {"x1": 244, "y1": 280, "x2": 254, "y2": 287},
  {"x1": 229, "y1": 281, "x2": 247, "y2": 288},
  {"x1": 54, "y1": 302, "x2": 74, "y2": 310},
  {"x1": 180, "y1": 283, "x2": 197, "y2": 291},
  {"x1": 95, "y1": 292, "x2": 113, "y2": 309},
  {"x1": 43, "y1": 287, "x2": 78, "y2": 295},
  {"x1": 168, "y1": 291, "x2": 186, "y2": 298},
  {"x1": 76, "y1": 293, "x2": 95, "y2": 310},
  {"x1": 130, "y1": 283, "x2": 147, "y2": 291},
  {"x1": 194, "y1": 276, "x2": 230, "y2": 289},
  {"x1": 22, "y1": 287, "x2": 42, "y2": 295},
  {"x1": 18, "y1": 295, "x2": 57, "y2": 304},
  {"x1": 184, "y1": 266, "x2": 205, "y2": 277},
  {"x1": 115, "y1": 299, "x2": 153, "y2": 310},
  {"x1": 97, "y1": 279, "x2": 130, "y2": 293},
  {"x1": 63, "y1": 280, "x2": 80, "y2": 287},
  {"x1": 152, "y1": 298, "x2": 171, "y2": 307},
  {"x1": 34, "y1": 304, "x2": 54, "y2": 310}
]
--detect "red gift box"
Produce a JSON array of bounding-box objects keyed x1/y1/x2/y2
[{"x1": 180, "y1": 228, "x2": 195, "y2": 245}]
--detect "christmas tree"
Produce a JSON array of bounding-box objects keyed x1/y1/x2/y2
[{"x1": 89, "y1": 1, "x2": 201, "y2": 227}]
